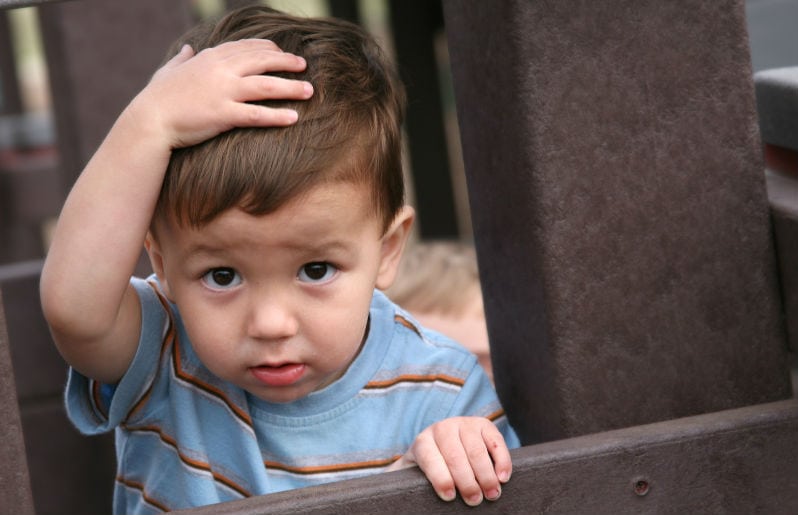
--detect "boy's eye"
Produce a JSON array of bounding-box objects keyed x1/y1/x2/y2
[
  {"x1": 297, "y1": 262, "x2": 337, "y2": 283},
  {"x1": 202, "y1": 268, "x2": 242, "y2": 289}
]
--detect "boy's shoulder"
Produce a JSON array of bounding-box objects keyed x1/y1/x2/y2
[
  {"x1": 371, "y1": 289, "x2": 479, "y2": 367},
  {"x1": 131, "y1": 274, "x2": 171, "y2": 313}
]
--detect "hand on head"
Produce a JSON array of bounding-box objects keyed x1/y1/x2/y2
[{"x1": 131, "y1": 38, "x2": 314, "y2": 151}]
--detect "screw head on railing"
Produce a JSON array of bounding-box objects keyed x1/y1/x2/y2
[{"x1": 633, "y1": 478, "x2": 650, "y2": 497}]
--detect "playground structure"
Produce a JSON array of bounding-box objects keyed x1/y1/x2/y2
[{"x1": 1, "y1": 0, "x2": 797, "y2": 513}]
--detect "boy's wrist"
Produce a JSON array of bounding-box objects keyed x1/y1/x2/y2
[{"x1": 114, "y1": 97, "x2": 175, "y2": 158}]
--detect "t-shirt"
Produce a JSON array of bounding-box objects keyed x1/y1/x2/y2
[{"x1": 66, "y1": 276, "x2": 520, "y2": 514}]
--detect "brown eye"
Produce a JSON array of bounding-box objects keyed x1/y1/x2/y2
[
  {"x1": 298, "y1": 262, "x2": 336, "y2": 283},
  {"x1": 212, "y1": 269, "x2": 235, "y2": 285},
  {"x1": 203, "y1": 268, "x2": 241, "y2": 289}
]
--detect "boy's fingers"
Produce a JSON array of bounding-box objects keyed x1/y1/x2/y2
[
  {"x1": 240, "y1": 75, "x2": 313, "y2": 102},
  {"x1": 176, "y1": 44, "x2": 195, "y2": 60},
  {"x1": 411, "y1": 434, "x2": 457, "y2": 502},
  {"x1": 216, "y1": 40, "x2": 307, "y2": 76},
  {"x1": 160, "y1": 44, "x2": 194, "y2": 71},
  {"x1": 232, "y1": 104, "x2": 299, "y2": 127},
  {"x1": 433, "y1": 425, "x2": 483, "y2": 506},
  {"x1": 232, "y1": 50, "x2": 307, "y2": 77},
  {"x1": 465, "y1": 426, "x2": 507, "y2": 501},
  {"x1": 446, "y1": 427, "x2": 494, "y2": 506},
  {"x1": 195, "y1": 39, "x2": 307, "y2": 77},
  {"x1": 211, "y1": 38, "x2": 284, "y2": 55},
  {"x1": 484, "y1": 426, "x2": 513, "y2": 485}
]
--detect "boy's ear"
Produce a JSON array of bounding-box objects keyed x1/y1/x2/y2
[
  {"x1": 375, "y1": 206, "x2": 415, "y2": 290},
  {"x1": 144, "y1": 232, "x2": 174, "y2": 300}
]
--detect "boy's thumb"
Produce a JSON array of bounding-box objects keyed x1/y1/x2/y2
[{"x1": 168, "y1": 44, "x2": 195, "y2": 66}]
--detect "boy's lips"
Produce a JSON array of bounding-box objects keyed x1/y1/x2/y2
[{"x1": 250, "y1": 363, "x2": 306, "y2": 387}]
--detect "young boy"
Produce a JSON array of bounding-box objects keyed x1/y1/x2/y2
[{"x1": 40, "y1": 6, "x2": 519, "y2": 513}]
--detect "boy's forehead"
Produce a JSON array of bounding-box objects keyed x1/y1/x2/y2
[{"x1": 157, "y1": 181, "x2": 380, "y2": 248}]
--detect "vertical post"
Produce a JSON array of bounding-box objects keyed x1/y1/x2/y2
[
  {"x1": 443, "y1": 0, "x2": 791, "y2": 444},
  {"x1": 0, "y1": 288, "x2": 35, "y2": 515},
  {"x1": 389, "y1": 0, "x2": 459, "y2": 238},
  {"x1": 37, "y1": 0, "x2": 194, "y2": 196},
  {"x1": 0, "y1": 10, "x2": 23, "y2": 115},
  {"x1": 329, "y1": 0, "x2": 360, "y2": 25}
]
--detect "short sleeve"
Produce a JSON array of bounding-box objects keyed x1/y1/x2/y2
[{"x1": 65, "y1": 276, "x2": 171, "y2": 434}]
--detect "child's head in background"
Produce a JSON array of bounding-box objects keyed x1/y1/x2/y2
[{"x1": 386, "y1": 240, "x2": 493, "y2": 382}]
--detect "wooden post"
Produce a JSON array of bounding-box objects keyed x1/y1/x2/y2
[
  {"x1": 389, "y1": 0, "x2": 459, "y2": 238},
  {"x1": 0, "y1": 10, "x2": 23, "y2": 115},
  {"x1": 37, "y1": 0, "x2": 194, "y2": 196},
  {"x1": 0, "y1": 288, "x2": 35, "y2": 515},
  {"x1": 443, "y1": 0, "x2": 791, "y2": 444}
]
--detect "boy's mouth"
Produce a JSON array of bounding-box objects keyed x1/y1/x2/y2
[{"x1": 250, "y1": 363, "x2": 305, "y2": 387}]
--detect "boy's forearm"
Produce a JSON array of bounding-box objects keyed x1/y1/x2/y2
[{"x1": 41, "y1": 105, "x2": 170, "y2": 374}]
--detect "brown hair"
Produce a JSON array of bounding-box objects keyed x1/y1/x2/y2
[{"x1": 154, "y1": 6, "x2": 406, "y2": 233}]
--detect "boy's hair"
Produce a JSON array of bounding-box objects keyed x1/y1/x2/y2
[
  {"x1": 154, "y1": 6, "x2": 406, "y2": 233},
  {"x1": 387, "y1": 240, "x2": 482, "y2": 316}
]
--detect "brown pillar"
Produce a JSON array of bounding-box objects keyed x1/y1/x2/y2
[
  {"x1": 443, "y1": 0, "x2": 791, "y2": 444},
  {"x1": 390, "y1": 0, "x2": 459, "y2": 238},
  {"x1": 0, "y1": 288, "x2": 35, "y2": 515},
  {"x1": 0, "y1": 10, "x2": 23, "y2": 115},
  {"x1": 37, "y1": 0, "x2": 195, "y2": 195}
]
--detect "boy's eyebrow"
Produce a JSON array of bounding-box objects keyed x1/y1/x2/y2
[
  {"x1": 181, "y1": 237, "x2": 353, "y2": 259},
  {"x1": 181, "y1": 242, "x2": 226, "y2": 257},
  {"x1": 177, "y1": 243, "x2": 229, "y2": 267}
]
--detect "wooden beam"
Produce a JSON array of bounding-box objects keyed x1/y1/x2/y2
[
  {"x1": 173, "y1": 399, "x2": 798, "y2": 515},
  {"x1": 0, "y1": 0, "x2": 72, "y2": 10}
]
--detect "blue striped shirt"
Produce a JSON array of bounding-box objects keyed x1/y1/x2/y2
[{"x1": 66, "y1": 276, "x2": 520, "y2": 514}]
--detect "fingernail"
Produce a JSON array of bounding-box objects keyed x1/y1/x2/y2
[
  {"x1": 486, "y1": 486, "x2": 501, "y2": 501},
  {"x1": 303, "y1": 82, "x2": 314, "y2": 97},
  {"x1": 438, "y1": 488, "x2": 456, "y2": 502},
  {"x1": 465, "y1": 493, "x2": 483, "y2": 506},
  {"x1": 498, "y1": 470, "x2": 511, "y2": 483}
]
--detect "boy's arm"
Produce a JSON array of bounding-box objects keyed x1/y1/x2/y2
[
  {"x1": 387, "y1": 416, "x2": 512, "y2": 506},
  {"x1": 40, "y1": 40, "x2": 312, "y2": 384}
]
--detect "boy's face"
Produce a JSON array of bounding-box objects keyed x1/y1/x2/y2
[{"x1": 147, "y1": 182, "x2": 412, "y2": 403}]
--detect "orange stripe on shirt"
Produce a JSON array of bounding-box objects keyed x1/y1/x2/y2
[
  {"x1": 144, "y1": 280, "x2": 254, "y2": 429},
  {"x1": 264, "y1": 454, "x2": 402, "y2": 475},
  {"x1": 91, "y1": 380, "x2": 108, "y2": 421},
  {"x1": 171, "y1": 336, "x2": 254, "y2": 428},
  {"x1": 123, "y1": 424, "x2": 251, "y2": 498},
  {"x1": 147, "y1": 281, "x2": 179, "y2": 362},
  {"x1": 394, "y1": 314, "x2": 422, "y2": 336},
  {"x1": 364, "y1": 373, "x2": 466, "y2": 389},
  {"x1": 116, "y1": 475, "x2": 170, "y2": 512},
  {"x1": 125, "y1": 313, "x2": 174, "y2": 422},
  {"x1": 486, "y1": 408, "x2": 506, "y2": 422},
  {"x1": 122, "y1": 283, "x2": 178, "y2": 423}
]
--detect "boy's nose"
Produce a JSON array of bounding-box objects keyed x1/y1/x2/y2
[{"x1": 246, "y1": 294, "x2": 299, "y2": 340}]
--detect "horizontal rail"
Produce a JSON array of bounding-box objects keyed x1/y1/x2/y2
[
  {"x1": 0, "y1": 0, "x2": 71, "y2": 9},
  {"x1": 175, "y1": 398, "x2": 798, "y2": 515}
]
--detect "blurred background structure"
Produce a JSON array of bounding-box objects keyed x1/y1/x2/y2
[
  {"x1": 1, "y1": 0, "x2": 797, "y2": 263},
  {"x1": 0, "y1": 1, "x2": 796, "y2": 514}
]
